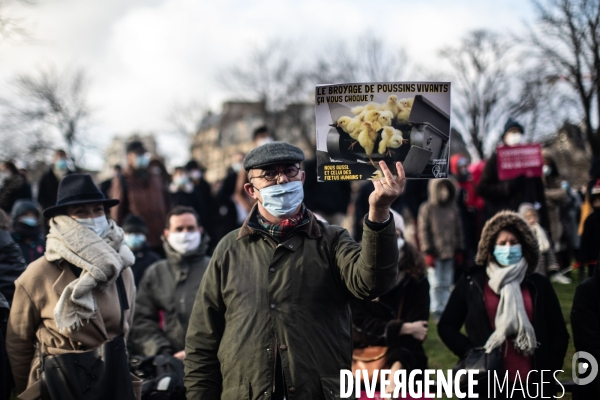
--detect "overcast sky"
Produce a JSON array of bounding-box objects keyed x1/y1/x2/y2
[{"x1": 0, "y1": 0, "x2": 535, "y2": 169}]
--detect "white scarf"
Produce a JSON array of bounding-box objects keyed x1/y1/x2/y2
[
  {"x1": 484, "y1": 258, "x2": 537, "y2": 356},
  {"x1": 531, "y1": 223, "x2": 550, "y2": 253},
  {"x1": 46, "y1": 215, "x2": 135, "y2": 332}
]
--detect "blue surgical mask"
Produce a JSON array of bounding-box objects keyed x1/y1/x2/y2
[
  {"x1": 258, "y1": 181, "x2": 304, "y2": 218},
  {"x1": 78, "y1": 216, "x2": 109, "y2": 237},
  {"x1": 19, "y1": 216, "x2": 39, "y2": 227},
  {"x1": 124, "y1": 233, "x2": 146, "y2": 250},
  {"x1": 55, "y1": 158, "x2": 68, "y2": 171},
  {"x1": 493, "y1": 244, "x2": 523, "y2": 266},
  {"x1": 135, "y1": 154, "x2": 150, "y2": 169}
]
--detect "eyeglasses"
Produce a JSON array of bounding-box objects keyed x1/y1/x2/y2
[{"x1": 250, "y1": 166, "x2": 300, "y2": 182}]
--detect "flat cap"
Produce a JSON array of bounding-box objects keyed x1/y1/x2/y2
[{"x1": 243, "y1": 141, "x2": 305, "y2": 171}]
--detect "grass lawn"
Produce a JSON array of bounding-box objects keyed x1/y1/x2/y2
[{"x1": 424, "y1": 273, "x2": 581, "y2": 399}]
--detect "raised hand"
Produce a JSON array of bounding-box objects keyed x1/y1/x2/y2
[{"x1": 368, "y1": 161, "x2": 406, "y2": 223}]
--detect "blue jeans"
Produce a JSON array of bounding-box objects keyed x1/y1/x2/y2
[{"x1": 427, "y1": 258, "x2": 454, "y2": 315}]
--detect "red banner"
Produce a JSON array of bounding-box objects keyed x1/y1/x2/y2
[{"x1": 496, "y1": 143, "x2": 543, "y2": 181}]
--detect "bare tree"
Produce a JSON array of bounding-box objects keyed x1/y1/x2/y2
[
  {"x1": 0, "y1": 65, "x2": 92, "y2": 166},
  {"x1": 218, "y1": 39, "x2": 308, "y2": 112},
  {"x1": 440, "y1": 29, "x2": 514, "y2": 158},
  {"x1": 529, "y1": 0, "x2": 600, "y2": 155},
  {"x1": 166, "y1": 99, "x2": 209, "y2": 141},
  {"x1": 217, "y1": 39, "x2": 315, "y2": 148},
  {"x1": 507, "y1": 61, "x2": 581, "y2": 143},
  {"x1": 313, "y1": 33, "x2": 411, "y2": 83}
]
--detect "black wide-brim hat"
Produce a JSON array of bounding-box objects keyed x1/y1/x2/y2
[{"x1": 43, "y1": 173, "x2": 120, "y2": 218}]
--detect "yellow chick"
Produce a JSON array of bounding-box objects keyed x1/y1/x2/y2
[
  {"x1": 357, "y1": 122, "x2": 380, "y2": 166},
  {"x1": 337, "y1": 115, "x2": 364, "y2": 150},
  {"x1": 336, "y1": 116, "x2": 361, "y2": 139},
  {"x1": 362, "y1": 110, "x2": 381, "y2": 124},
  {"x1": 396, "y1": 98, "x2": 414, "y2": 124},
  {"x1": 378, "y1": 126, "x2": 409, "y2": 157},
  {"x1": 379, "y1": 95, "x2": 402, "y2": 118},
  {"x1": 351, "y1": 102, "x2": 379, "y2": 115}
]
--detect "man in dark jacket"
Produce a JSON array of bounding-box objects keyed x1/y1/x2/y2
[
  {"x1": 184, "y1": 142, "x2": 404, "y2": 399},
  {"x1": 129, "y1": 206, "x2": 210, "y2": 360},
  {"x1": 184, "y1": 160, "x2": 217, "y2": 252},
  {"x1": 122, "y1": 214, "x2": 160, "y2": 287},
  {"x1": 36, "y1": 149, "x2": 73, "y2": 215},
  {"x1": 477, "y1": 118, "x2": 550, "y2": 233},
  {"x1": 10, "y1": 200, "x2": 45, "y2": 265}
]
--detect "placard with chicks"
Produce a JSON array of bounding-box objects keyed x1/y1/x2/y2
[{"x1": 315, "y1": 82, "x2": 451, "y2": 181}]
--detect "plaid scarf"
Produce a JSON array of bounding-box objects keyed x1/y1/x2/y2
[{"x1": 257, "y1": 205, "x2": 308, "y2": 243}]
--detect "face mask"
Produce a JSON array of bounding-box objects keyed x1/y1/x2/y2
[
  {"x1": 77, "y1": 216, "x2": 109, "y2": 237},
  {"x1": 124, "y1": 233, "x2": 146, "y2": 250},
  {"x1": 167, "y1": 231, "x2": 201, "y2": 254},
  {"x1": 0, "y1": 171, "x2": 10, "y2": 181},
  {"x1": 258, "y1": 181, "x2": 304, "y2": 218},
  {"x1": 542, "y1": 165, "x2": 552, "y2": 176},
  {"x1": 504, "y1": 132, "x2": 523, "y2": 146},
  {"x1": 232, "y1": 162, "x2": 243, "y2": 173},
  {"x1": 493, "y1": 244, "x2": 523, "y2": 266},
  {"x1": 135, "y1": 154, "x2": 150, "y2": 169},
  {"x1": 19, "y1": 216, "x2": 38, "y2": 227},
  {"x1": 397, "y1": 238, "x2": 405, "y2": 250},
  {"x1": 190, "y1": 170, "x2": 202, "y2": 180},
  {"x1": 174, "y1": 175, "x2": 190, "y2": 186},
  {"x1": 55, "y1": 158, "x2": 68, "y2": 171},
  {"x1": 256, "y1": 137, "x2": 273, "y2": 146}
]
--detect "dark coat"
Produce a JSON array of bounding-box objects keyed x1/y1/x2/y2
[
  {"x1": 571, "y1": 259, "x2": 600, "y2": 399},
  {"x1": 438, "y1": 210, "x2": 569, "y2": 395},
  {"x1": 578, "y1": 210, "x2": 600, "y2": 265},
  {"x1": 351, "y1": 243, "x2": 429, "y2": 371},
  {"x1": 129, "y1": 236, "x2": 210, "y2": 356},
  {"x1": 214, "y1": 169, "x2": 240, "y2": 242},
  {"x1": 183, "y1": 206, "x2": 399, "y2": 400},
  {"x1": 477, "y1": 151, "x2": 550, "y2": 233},
  {"x1": 438, "y1": 267, "x2": 568, "y2": 371},
  {"x1": 11, "y1": 234, "x2": 45, "y2": 266},
  {"x1": 36, "y1": 169, "x2": 72, "y2": 212},
  {"x1": 0, "y1": 230, "x2": 26, "y2": 306},
  {"x1": 129, "y1": 245, "x2": 161, "y2": 287},
  {"x1": 0, "y1": 175, "x2": 31, "y2": 214}
]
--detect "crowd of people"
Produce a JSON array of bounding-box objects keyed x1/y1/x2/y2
[{"x1": 0, "y1": 120, "x2": 599, "y2": 399}]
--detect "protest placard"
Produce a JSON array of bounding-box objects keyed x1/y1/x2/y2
[
  {"x1": 315, "y1": 82, "x2": 451, "y2": 181},
  {"x1": 496, "y1": 143, "x2": 543, "y2": 181}
]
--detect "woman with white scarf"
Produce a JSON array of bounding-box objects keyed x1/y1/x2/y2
[
  {"x1": 6, "y1": 174, "x2": 142, "y2": 400},
  {"x1": 438, "y1": 211, "x2": 569, "y2": 399}
]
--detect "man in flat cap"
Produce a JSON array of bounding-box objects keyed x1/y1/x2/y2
[{"x1": 184, "y1": 141, "x2": 406, "y2": 399}]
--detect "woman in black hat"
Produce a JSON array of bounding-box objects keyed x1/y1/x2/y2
[{"x1": 6, "y1": 173, "x2": 141, "y2": 399}]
